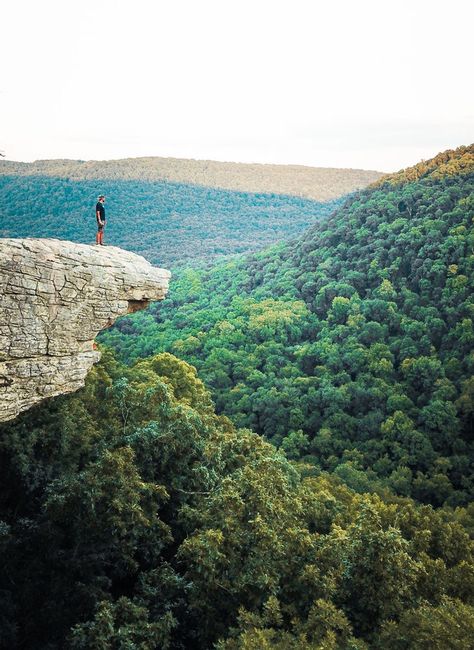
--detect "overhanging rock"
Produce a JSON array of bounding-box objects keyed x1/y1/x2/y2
[{"x1": 0, "y1": 238, "x2": 171, "y2": 422}]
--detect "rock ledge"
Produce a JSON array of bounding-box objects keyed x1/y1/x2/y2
[{"x1": 0, "y1": 238, "x2": 171, "y2": 422}]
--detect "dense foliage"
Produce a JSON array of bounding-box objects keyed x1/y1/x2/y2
[
  {"x1": 2, "y1": 145, "x2": 473, "y2": 647},
  {"x1": 1, "y1": 351, "x2": 474, "y2": 648},
  {"x1": 0, "y1": 175, "x2": 340, "y2": 267},
  {"x1": 0, "y1": 157, "x2": 381, "y2": 202},
  {"x1": 102, "y1": 145, "x2": 474, "y2": 507}
]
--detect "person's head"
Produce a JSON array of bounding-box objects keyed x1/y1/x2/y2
[{"x1": 98, "y1": 195, "x2": 105, "y2": 203}]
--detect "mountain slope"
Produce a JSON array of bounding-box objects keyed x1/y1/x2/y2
[
  {"x1": 0, "y1": 156, "x2": 382, "y2": 201},
  {"x1": 1, "y1": 148, "x2": 473, "y2": 648},
  {"x1": 0, "y1": 157, "x2": 381, "y2": 268},
  {"x1": 0, "y1": 174, "x2": 341, "y2": 267},
  {"x1": 101, "y1": 144, "x2": 474, "y2": 506}
]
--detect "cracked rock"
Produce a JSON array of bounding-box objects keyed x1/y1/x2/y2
[{"x1": 0, "y1": 238, "x2": 171, "y2": 422}]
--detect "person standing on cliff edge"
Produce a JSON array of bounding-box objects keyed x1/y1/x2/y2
[{"x1": 95, "y1": 195, "x2": 106, "y2": 245}]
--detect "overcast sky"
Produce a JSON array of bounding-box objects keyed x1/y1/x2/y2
[{"x1": 1, "y1": 0, "x2": 473, "y2": 171}]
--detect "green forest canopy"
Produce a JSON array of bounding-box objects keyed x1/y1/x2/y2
[
  {"x1": 101, "y1": 144, "x2": 474, "y2": 507},
  {"x1": 0, "y1": 156, "x2": 382, "y2": 202},
  {"x1": 1, "y1": 145, "x2": 473, "y2": 648},
  {"x1": 1, "y1": 351, "x2": 473, "y2": 648},
  {"x1": 0, "y1": 175, "x2": 341, "y2": 268}
]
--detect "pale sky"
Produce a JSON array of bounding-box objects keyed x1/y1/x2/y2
[{"x1": 1, "y1": 0, "x2": 473, "y2": 172}]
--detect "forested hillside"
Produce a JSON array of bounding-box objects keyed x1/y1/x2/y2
[
  {"x1": 0, "y1": 156, "x2": 382, "y2": 202},
  {"x1": 1, "y1": 351, "x2": 473, "y2": 648},
  {"x1": 102, "y1": 144, "x2": 474, "y2": 507},
  {"x1": 0, "y1": 175, "x2": 341, "y2": 267},
  {"x1": 2, "y1": 145, "x2": 473, "y2": 647}
]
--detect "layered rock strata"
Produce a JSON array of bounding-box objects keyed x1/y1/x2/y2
[{"x1": 0, "y1": 238, "x2": 170, "y2": 422}]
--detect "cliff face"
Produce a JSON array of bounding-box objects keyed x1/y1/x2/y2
[{"x1": 0, "y1": 239, "x2": 171, "y2": 422}]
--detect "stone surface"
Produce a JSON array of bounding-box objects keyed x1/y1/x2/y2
[{"x1": 0, "y1": 238, "x2": 171, "y2": 422}]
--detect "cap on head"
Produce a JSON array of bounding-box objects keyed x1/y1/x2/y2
[{"x1": 98, "y1": 195, "x2": 105, "y2": 200}]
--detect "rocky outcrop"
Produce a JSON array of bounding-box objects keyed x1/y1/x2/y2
[{"x1": 0, "y1": 239, "x2": 171, "y2": 422}]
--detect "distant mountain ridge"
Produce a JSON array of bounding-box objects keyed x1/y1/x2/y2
[
  {"x1": 0, "y1": 156, "x2": 382, "y2": 202},
  {"x1": 0, "y1": 175, "x2": 342, "y2": 268},
  {"x1": 375, "y1": 143, "x2": 474, "y2": 187}
]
